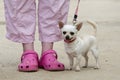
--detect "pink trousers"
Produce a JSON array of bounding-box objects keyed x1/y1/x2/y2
[{"x1": 4, "y1": 0, "x2": 70, "y2": 43}]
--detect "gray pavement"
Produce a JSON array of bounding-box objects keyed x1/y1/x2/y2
[{"x1": 0, "y1": 0, "x2": 120, "y2": 80}]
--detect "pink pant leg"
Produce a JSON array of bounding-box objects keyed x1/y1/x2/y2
[
  {"x1": 4, "y1": 0, "x2": 36, "y2": 43},
  {"x1": 38, "y1": 0, "x2": 70, "y2": 42}
]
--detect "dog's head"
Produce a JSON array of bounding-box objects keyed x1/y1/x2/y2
[{"x1": 59, "y1": 21, "x2": 83, "y2": 43}]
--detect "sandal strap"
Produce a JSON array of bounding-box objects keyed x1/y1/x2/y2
[
  {"x1": 41, "y1": 50, "x2": 58, "y2": 59},
  {"x1": 21, "y1": 50, "x2": 38, "y2": 62}
]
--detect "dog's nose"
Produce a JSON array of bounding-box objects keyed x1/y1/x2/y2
[{"x1": 66, "y1": 35, "x2": 70, "y2": 40}]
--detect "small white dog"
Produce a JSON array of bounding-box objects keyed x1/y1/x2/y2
[{"x1": 59, "y1": 20, "x2": 100, "y2": 71}]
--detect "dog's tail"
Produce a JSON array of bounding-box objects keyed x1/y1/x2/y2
[{"x1": 87, "y1": 20, "x2": 97, "y2": 37}]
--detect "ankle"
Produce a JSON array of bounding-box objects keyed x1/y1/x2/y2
[
  {"x1": 41, "y1": 42, "x2": 53, "y2": 53},
  {"x1": 22, "y1": 43, "x2": 34, "y2": 52}
]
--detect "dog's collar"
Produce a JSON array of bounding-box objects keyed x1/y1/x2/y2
[{"x1": 64, "y1": 38, "x2": 76, "y2": 43}]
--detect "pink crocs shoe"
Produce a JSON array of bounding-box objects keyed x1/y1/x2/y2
[
  {"x1": 18, "y1": 50, "x2": 39, "y2": 72},
  {"x1": 39, "y1": 50, "x2": 65, "y2": 71}
]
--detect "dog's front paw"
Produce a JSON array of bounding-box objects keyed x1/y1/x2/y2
[
  {"x1": 94, "y1": 66, "x2": 100, "y2": 69},
  {"x1": 75, "y1": 66, "x2": 81, "y2": 72},
  {"x1": 66, "y1": 68, "x2": 72, "y2": 71},
  {"x1": 68, "y1": 68, "x2": 72, "y2": 71},
  {"x1": 82, "y1": 66, "x2": 87, "y2": 68},
  {"x1": 66, "y1": 67, "x2": 72, "y2": 71},
  {"x1": 94, "y1": 64, "x2": 100, "y2": 69}
]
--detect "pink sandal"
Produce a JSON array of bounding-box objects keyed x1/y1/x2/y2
[
  {"x1": 18, "y1": 50, "x2": 39, "y2": 72},
  {"x1": 39, "y1": 50, "x2": 65, "y2": 71}
]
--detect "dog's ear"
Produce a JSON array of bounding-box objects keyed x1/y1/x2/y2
[
  {"x1": 76, "y1": 22, "x2": 83, "y2": 31},
  {"x1": 58, "y1": 21, "x2": 64, "y2": 29}
]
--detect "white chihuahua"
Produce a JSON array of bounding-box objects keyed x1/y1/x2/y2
[{"x1": 59, "y1": 20, "x2": 100, "y2": 71}]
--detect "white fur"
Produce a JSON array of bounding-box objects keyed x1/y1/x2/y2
[{"x1": 59, "y1": 20, "x2": 100, "y2": 71}]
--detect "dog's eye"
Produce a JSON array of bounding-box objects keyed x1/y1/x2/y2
[
  {"x1": 63, "y1": 31, "x2": 66, "y2": 35},
  {"x1": 70, "y1": 32, "x2": 74, "y2": 35}
]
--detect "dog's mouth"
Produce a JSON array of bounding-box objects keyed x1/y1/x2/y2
[{"x1": 64, "y1": 37, "x2": 76, "y2": 43}]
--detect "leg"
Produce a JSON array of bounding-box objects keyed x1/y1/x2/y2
[
  {"x1": 41, "y1": 42, "x2": 53, "y2": 53},
  {"x1": 38, "y1": 0, "x2": 70, "y2": 71},
  {"x1": 22, "y1": 42, "x2": 34, "y2": 52},
  {"x1": 4, "y1": 0, "x2": 38, "y2": 72},
  {"x1": 38, "y1": 0, "x2": 70, "y2": 42},
  {"x1": 67, "y1": 54, "x2": 74, "y2": 70},
  {"x1": 75, "y1": 55, "x2": 82, "y2": 71},
  {"x1": 91, "y1": 47, "x2": 100, "y2": 69},
  {"x1": 4, "y1": 0, "x2": 36, "y2": 43},
  {"x1": 83, "y1": 53, "x2": 89, "y2": 68}
]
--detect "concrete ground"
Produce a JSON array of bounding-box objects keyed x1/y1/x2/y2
[{"x1": 0, "y1": 0, "x2": 120, "y2": 80}]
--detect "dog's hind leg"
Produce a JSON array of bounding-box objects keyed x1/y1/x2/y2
[
  {"x1": 83, "y1": 52, "x2": 89, "y2": 68},
  {"x1": 91, "y1": 46, "x2": 100, "y2": 69}
]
